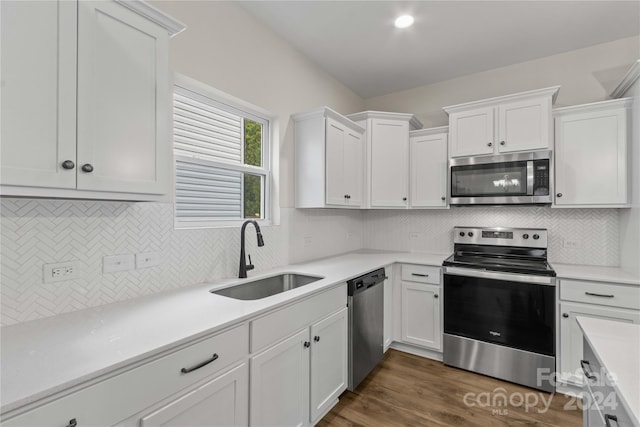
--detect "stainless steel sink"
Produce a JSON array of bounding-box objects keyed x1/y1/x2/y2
[{"x1": 211, "y1": 273, "x2": 323, "y2": 300}]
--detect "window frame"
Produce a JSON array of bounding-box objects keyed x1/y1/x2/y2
[{"x1": 173, "y1": 73, "x2": 274, "y2": 229}]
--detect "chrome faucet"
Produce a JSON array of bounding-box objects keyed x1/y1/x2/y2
[{"x1": 239, "y1": 220, "x2": 264, "y2": 278}]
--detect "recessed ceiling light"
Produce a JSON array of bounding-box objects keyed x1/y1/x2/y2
[{"x1": 394, "y1": 15, "x2": 414, "y2": 29}]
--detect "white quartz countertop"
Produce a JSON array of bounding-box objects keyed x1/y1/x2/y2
[
  {"x1": 552, "y1": 263, "x2": 640, "y2": 286},
  {"x1": 0, "y1": 250, "x2": 448, "y2": 414},
  {"x1": 577, "y1": 317, "x2": 640, "y2": 424}
]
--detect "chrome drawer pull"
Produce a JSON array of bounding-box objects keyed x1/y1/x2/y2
[
  {"x1": 580, "y1": 359, "x2": 595, "y2": 380},
  {"x1": 180, "y1": 353, "x2": 219, "y2": 374},
  {"x1": 411, "y1": 273, "x2": 429, "y2": 277},
  {"x1": 604, "y1": 414, "x2": 618, "y2": 427},
  {"x1": 585, "y1": 292, "x2": 614, "y2": 298}
]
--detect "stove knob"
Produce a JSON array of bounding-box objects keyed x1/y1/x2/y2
[
  {"x1": 533, "y1": 234, "x2": 540, "y2": 240},
  {"x1": 459, "y1": 232, "x2": 465, "y2": 237},
  {"x1": 523, "y1": 234, "x2": 529, "y2": 239},
  {"x1": 468, "y1": 232, "x2": 474, "y2": 237}
]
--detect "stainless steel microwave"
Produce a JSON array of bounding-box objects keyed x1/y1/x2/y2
[{"x1": 449, "y1": 150, "x2": 552, "y2": 205}]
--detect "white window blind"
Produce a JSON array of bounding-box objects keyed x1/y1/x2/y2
[{"x1": 174, "y1": 80, "x2": 270, "y2": 227}]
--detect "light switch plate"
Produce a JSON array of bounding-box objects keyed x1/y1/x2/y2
[
  {"x1": 43, "y1": 261, "x2": 79, "y2": 283},
  {"x1": 103, "y1": 254, "x2": 135, "y2": 273},
  {"x1": 136, "y1": 252, "x2": 161, "y2": 269}
]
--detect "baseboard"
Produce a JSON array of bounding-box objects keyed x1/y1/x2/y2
[{"x1": 389, "y1": 341, "x2": 443, "y2": 362}]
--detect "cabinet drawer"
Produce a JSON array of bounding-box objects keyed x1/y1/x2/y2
[
  {"x1": 560, "y1": 279, "x2": 640, "y2": 310},
  {"x1": 251, "y1": 285, "x2": 346, "y2": 353},
  {"x1": 582, "y1": 338, "x2": 636, "y2": 427},
  {"x1": 3, "y1": 324, "x2": 248, "y2": 427},
  {"x1": 401, "y1": 264, "x2": 441, "y2": 284}
]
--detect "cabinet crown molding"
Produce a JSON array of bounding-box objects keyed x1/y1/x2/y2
[
  {"x1": 611, "y1": 59, "x2": 640, "y2": 99},
  {"x1": 114, "y1": 0, "x2": 186, "y2": 36},
  {"x1": 409, "y1": 126, "x2": 448, "y2": 137},
  {"x1": 553, "y1": 97, "x2": 633, "y2": 116},
  {"x1": 292, "y1": 106, "x2": 365, "y2": 133},
  {"x1": 346, "y1": 111, "x2": 423, "y2": 131},
  {"x1": 443, "y1": 86, "x2": 560, "y2": 115}
]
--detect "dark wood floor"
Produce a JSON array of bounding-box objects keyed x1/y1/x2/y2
[{"x1": 318, "y1": 349, "x2": 582, "y2": 427}]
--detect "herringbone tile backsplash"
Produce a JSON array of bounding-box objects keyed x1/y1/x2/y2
[
  {"x1": 363, "y1": 207, "x2": 620, "y2": 265},
  {"x1": 0, "y1": 198, "x2": 620, "y2": 326}
]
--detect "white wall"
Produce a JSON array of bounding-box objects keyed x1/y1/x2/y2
[
  {"x1": 618, "y1": 64, "x2": 640, "y2": 276},
  {"x1": 365, "y1": 36, "x2": 640, "y2": 127}
]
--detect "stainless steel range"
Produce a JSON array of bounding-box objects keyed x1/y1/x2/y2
[{"x1": 442, "y1": 226, "x2": 556, "y2": 392}]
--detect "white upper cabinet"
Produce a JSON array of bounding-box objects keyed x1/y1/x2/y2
[
  {"x1": 294, "y1": 107, "x2": 364, "y2": 208},
  {"x1": 347, "y1": 111, "x2": 422, "y2": 209},
  {"x1": 0, "y1": 0, "x2": 185, "y2": 200},
  {"x1": 444, "y1": 86, "x2": 559, "y2": 158},
  {"x1": 1, "y1": 0, "x2": 77, "y2": 189},
  {"x1": 554, "y1": 98, "x2": 632, "y2": 207},
  {"x1": 409, "y1": 127, "x2": 449, "y2": 208}
]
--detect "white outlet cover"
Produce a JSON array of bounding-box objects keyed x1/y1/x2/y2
[
  {"x1": 136, "y1": 252, "x2": 161, "y2": 269},
  {"x1": 103, "y1": 254, "x2": 135, "y2": 273},
  {"x1": 43, "y1": 261, "x2": 79, "y2": 283}
]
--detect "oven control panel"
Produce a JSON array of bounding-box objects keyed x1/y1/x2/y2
[{"x1": 454, "y1": 227, "x2": 547, "y2": 248}]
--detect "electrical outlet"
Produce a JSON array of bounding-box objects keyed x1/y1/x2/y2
[
  {"x1": 346, "y1": 232, "x2": 355, "y2": 240},
  {"x1": 136, "y1": 252, "x2": 161, "y2": 269},
  {"x1": 303, "y1": 235, "x2": 313, "y2": 247},
  {"x1": 563, "y1": 238, "x2": 582, "y2": 249},
  {"x1": 43, "y1": 261, "x2": 79, "y2": 283},
  {"x1": 409, "y1": 232, "x2": 422, "y2": 240},
  {"x1": 103, "y1": 254, "x2": 135, "y2": 273}
]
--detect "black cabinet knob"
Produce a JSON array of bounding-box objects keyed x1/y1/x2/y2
[
  {"x1": 468, "y1": 232, "x2": 474, "y2": 237},
  {"x1": 314, "y1": 336, "x2": 320, "y2": 342},
  {"x1": 562, "y1": 313, "x2": 569, "y2": 318},
  {"x1": 557, "y1": 193, "x2": 563, "y2": 198},
  {"x1": 487, "y1": 142, "x2": 493, "y2": 147},
  {"x1": 303, "y1": 341, "x2": 310, "y2": 348},
  {"x1": 61, "y1": 160, "x2": 75, "y2": 170},
  {"x1": 533, "y1": 234, "x2": 540, "y2": 240},
  {"x1": 500, "y1": 141, "x2": 506, "y2": 146},
  {"x1": 434, "y1": 294, "x2": 439, "y2": 299},
  {"x1": 441, "y1": 196, "x2": 446, "y2": 201},
  {"x1": 402, "y1": 197, "x2": 407, "y2": 201},
  {"x1": 523, "y1": 234, "x2": 529, "y2": 239},
  {"x1": 66, "y1": 419, "x2": 77, "y2": 427},
  {"x1": 347, "y1": 195, "x2": 351, "y2": 199},
  {"x1": 459, "y1": 232, "x2": 465, "y2": 237},
  {"x1": 81, "y1": 164, "x2": 94, "y2": 173}
]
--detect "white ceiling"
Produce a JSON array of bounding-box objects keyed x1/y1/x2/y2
[{"x1": 240, "y1": 1, "x2": 640, "y2": 99}]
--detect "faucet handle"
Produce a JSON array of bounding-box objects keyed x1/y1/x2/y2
[{"x1": 246, "y1": 254, "x2": 255, "y2": 271}]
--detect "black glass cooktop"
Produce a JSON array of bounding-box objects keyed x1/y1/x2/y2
[{"x1": 443, "y1": 244, "x2": 556, "y2": 277}]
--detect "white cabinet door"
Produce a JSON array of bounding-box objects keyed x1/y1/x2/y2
[
  {"x1": 140, "y1": 363, "x2": 248, "y2": 427},
  {"x1": 325, "y1": 117, "x2": 347, "y2": 206},
  {"x1": 401, "y1": 282, "x2": 441, "y2": 351},
  {"x1": 449, "y1": 107, "x2": 495, "y2": 157},
  {"x1": 343, "y1": 129, "x2": 363, "y2": 206},
  {"x1": 555, "y1": 107, "x2": 628, "y2": 206},
  {"x1": 76, "y1": 0, "x2": 170, "y2": 195},
  {"x1": 370, "y1": 119, "x2": 409, "y2": 207},
  {"x1": 383, "y1": 272, "x2": 393, "y2": 351},
  {"x1": 0, "y1": 0, "x2": 77, "y2": 188},
  {"x1": 558, "y1": 302, "x2": 640, "y2": 386},
  {"x1": 310, "y1": 308, "x2": 348, "y2": 423},
  {"x1": 498, "y1": 97, "x2": 551, "y2": 153},
  {"x1": 250, "y1": 329, "x2": 310, "y2": 427},
  {"x1": 410, "y1": 132, "x2": 448, "y2": 207}
]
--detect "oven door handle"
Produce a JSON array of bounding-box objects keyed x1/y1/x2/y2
[{"x1": 444, "y1": 267, "x2": 555, "y2": 285}]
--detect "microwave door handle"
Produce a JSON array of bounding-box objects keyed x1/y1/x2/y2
[{"x1": 526, "y1": 161, "x2": 534, "y2": 196}]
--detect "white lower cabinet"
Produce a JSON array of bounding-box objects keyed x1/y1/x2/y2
[
  {"x1": 400, "y1": 281, "x2": 441, "y2": 351},
  {"x1": 558, "y1": 302, "x2": 640, "y2": 386},
  {"x1": 383, "y1": 271, "x2": 393, "y2": 351},
  {"x1": 250, "y1": 329, "x2": 310, "y2": 427},
  {"x1": 139, "y1": 363, "x2": 248, "y2": 427},
  {"x1": 250, "y1": 307, "x2": 348, "y2": 427}
]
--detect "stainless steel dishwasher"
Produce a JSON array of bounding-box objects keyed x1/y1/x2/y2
[{"x1": 347, "y1": 268, "x2": 385, "y2": 391}]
